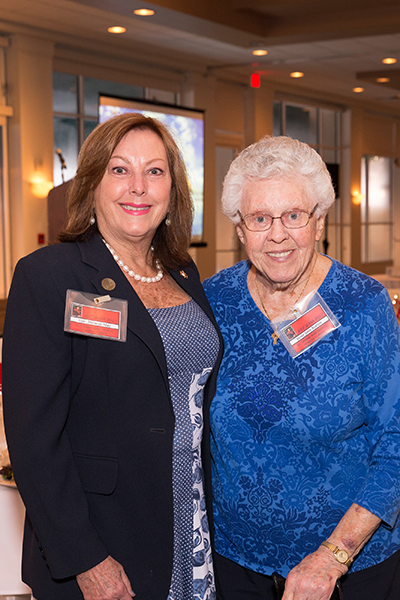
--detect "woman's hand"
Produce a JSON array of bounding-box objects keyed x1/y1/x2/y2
[
  {"x1": 282, "y1": 503, "x2": 382, "y2": 599},
  {"x1": 76, "y1": 555, "x2": 135, "y2": 600},
  {"x1": 282, "y1": 547, "x2": 346, "y2": 600}
]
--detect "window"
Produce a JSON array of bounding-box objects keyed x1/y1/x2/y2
[
  {"x1": 273, "y1": 102, "x2": 340, "y2": 161},
  {"x1": 53, "y1": 73, "x2": 145, "y2": 185},
  {"x1": 273, "y1": 100, "x2": 342, "y2": 260},
  {"x1": 53, "y1": 73, "x2": 178, "y2": 187},
  {"x1": 361, "y1": 155, "x2": 393, "y2": 263},
  {"x1": 215, "y1": 146, "x2": 241, "y2": 272}
]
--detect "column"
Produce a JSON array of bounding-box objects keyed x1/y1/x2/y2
[{"x1": 6, "y1": 34, "x2": 55, "y2": 268}]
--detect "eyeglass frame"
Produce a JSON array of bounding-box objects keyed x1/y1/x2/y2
[{"x1": 237, "y1": 204, "x2": 319, "y2": 232}]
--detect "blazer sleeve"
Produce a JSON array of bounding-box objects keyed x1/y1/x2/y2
[{"x1": 2, "y1": 252, "x2": 109, "y2": 580}]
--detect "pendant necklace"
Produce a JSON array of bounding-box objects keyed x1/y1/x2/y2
[{"x1": 254, "y1": 268, "x2": 313, "y2": 346}]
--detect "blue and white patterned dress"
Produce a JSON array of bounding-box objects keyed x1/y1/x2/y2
[{"x1": 148, "y1": 299, "x2": 219, "y2": 600}]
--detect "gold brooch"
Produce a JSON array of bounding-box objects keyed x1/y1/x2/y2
[
  {"x1": 101, "y1": 277, "x2": 116, "y2": 291},
  {"x1": 180, "y1": 270, "x2": 188, "y2": 279}
]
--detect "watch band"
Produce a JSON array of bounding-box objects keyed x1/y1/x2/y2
[{"x1": 320, "y1": 540, "x2": 352, "y2": 567}]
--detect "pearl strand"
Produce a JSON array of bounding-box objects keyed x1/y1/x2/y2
[{"x1": 103, "y1": 240, "x2": 164, "y2": 283}]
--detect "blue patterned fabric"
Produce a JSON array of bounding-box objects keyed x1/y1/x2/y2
[
  {"x1": 203, "y1": 259, "x2": 400, "y2": 577},
  {"x1": 148, "y1": 299, "x2": 219, "y2": 600}
]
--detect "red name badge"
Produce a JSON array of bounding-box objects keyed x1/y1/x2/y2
[
  {"x1": 274, "y1": 291, "x2": 340, "y2": 357},
  {"x1": 64, "y1": 290, "x2": 128, "y2": 342}
]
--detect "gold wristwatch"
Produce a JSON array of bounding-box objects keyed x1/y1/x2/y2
[{"x1": 320, "y1": 541, "x2": 352, "y2": 567}]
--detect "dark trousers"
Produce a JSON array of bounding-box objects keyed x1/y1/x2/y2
[{"x1": 214, "y1": 549, "x2": 400, "y2": 600}]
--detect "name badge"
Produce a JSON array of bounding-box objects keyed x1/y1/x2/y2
[
  {"x1": 64, "y1": 290, "x2": 128, "y2": 342},
  {"x1": 272, "y1": 291, "x2": 340, "y2": 358}
]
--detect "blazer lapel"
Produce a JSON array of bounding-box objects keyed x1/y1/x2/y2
[
  {"x1": 78, "y1": 235, "x2": 169, "y2": 386},
  {"x1": 78, "y1": 237, "x2": 222, "y2": 391}
]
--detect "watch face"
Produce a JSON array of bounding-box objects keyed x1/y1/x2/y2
[{"x1": 336, "y1": 550, "x2": 349, "y2": 563}]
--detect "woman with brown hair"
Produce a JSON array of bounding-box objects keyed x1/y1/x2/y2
[{"x1": 3, "y1": 113, "x2": 223, "y2": 600}]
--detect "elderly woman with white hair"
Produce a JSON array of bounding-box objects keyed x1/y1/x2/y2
[{"x1": 203, "y1": 136, "x2": 400, "y2": 600}]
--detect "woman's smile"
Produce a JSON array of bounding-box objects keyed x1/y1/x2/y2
[
  {"x1": 119, "y1": 202, "x2": 152, "y2": 215},
  {"x1": 266, "y1": 250, "x2": 294, "y2": 259}
]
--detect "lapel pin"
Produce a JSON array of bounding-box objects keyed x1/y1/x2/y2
[
  {"x1": 101, "y1": 277, "x2": 116, "y2": 291},
  {"x1": 180, "y1": 270, "x2": 188, "y2": 279}
]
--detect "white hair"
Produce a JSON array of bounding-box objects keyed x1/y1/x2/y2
[{"x1": 221, "y1": 135, "x2": 336, "y2": 223}]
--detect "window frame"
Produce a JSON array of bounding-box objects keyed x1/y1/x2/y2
[{"x1": 360, "y1": 154, "x2": 394, "y2": 264}]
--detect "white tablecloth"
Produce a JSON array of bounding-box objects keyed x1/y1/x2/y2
[{"x1": 0, "y1": 483, "x2": 31, "y2": 595}]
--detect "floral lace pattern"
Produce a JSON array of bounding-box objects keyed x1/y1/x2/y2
[{"x1": 204, "y1": 259, "x2": 400, "y2": 576}]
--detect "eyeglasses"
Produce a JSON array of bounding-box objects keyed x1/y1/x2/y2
[{"x1": 238, "y1": 204, "x2": 318, "y2": 232}]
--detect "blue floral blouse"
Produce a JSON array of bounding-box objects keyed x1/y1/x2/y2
[{"x1": 203, "y1": 259, "x2": 400, "y2": 576}]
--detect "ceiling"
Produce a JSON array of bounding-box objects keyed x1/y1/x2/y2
[{"x1": 1, "y1": 0, "x2": 400, "y2": 110}]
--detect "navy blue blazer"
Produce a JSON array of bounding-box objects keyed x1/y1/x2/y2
[{"x1": 3, "y1": 234, "x2": 223, "y2": 600}]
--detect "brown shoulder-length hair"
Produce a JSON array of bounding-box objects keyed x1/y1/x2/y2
[{"x1": 59, "y1": 112, "x2": 193, "y2": 270}]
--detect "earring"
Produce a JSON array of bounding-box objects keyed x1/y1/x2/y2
[
  {"x1": 89, "y1": 215, "x2": 95, "y2": 225},
  {"x1": 165, "y1": 216, "x2": 171, "y2": 226}
]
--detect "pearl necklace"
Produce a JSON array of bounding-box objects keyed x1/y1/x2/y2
[{"x1": 103, "y1": 240, "x2": 164, "y2": 283}]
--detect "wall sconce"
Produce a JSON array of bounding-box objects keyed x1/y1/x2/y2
[
  {"x1": 30, "y1": 172, "x2": 53, "y2": 198},
  {"x1": 351, "y1": 190, "x2": 364, "y2": 205}
]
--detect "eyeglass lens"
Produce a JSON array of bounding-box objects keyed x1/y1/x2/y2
[{"x1": 244, "y1": 209, "x2": 311, "y2": 231}]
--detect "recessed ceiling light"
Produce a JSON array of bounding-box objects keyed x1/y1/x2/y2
[
  {"x1": 252, "y1": 49, "x2": 268, "y2": 56},
  {"x1": 382, "y1": 57, "x2": 397, "y2": 64},
  {"x1": 376, "y1": 77, "x2": 390, "y2": 83},
  {"x1": 134, "y1": 8, "x2": 155, "y2": 16},
  {"x1": 353, "y1": 87, "x2": 364, "y2": 93},
  {"x1": 107, "y1": 26, "x2": 126, "y2": 34},
  {"x1": 290, "y1": 72, "x2": 304, "y2": 78}
]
